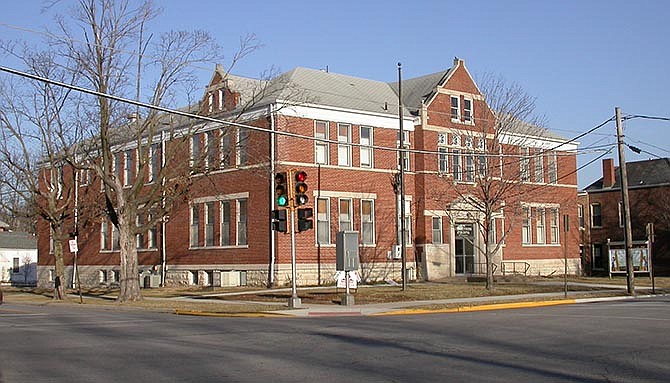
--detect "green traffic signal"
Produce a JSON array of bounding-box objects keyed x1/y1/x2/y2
[{"x1": 275, "y1": 172, "x2": 289, "y2": 207}]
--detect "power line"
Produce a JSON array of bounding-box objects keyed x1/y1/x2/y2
[
  {"x1": 623, "y1": 114, "x2": 670, "y2": 122},
  {"x1": 0, "y1": 64, "x2": 616, "y2": 162}
]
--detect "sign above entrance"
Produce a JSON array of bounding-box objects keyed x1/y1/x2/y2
[{"x1": 456, "y1": 224, "x2": 474, "y2": 237}]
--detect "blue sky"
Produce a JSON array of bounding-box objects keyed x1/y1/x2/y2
[{"x1": 1, "y1": 0, "x2": 668, "y2": 187}]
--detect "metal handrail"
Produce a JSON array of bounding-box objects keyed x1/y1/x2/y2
[
  {"x1": 501, "y1": 261, "x2": 531, "y2": 276},
  {"x1": 473, "y1": 262, "x2": 498, "y2": 275}
]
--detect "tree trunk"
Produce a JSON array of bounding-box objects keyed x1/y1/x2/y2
[
  {"x1": 53, "y1": 239, "x2": 66, "y2": 300},
  {"x1": 117, "y1": 215, "x2": 142, "y2": 302},
  {"x1": 485, "y1": 240, "x2": 495, "y2": 291}
]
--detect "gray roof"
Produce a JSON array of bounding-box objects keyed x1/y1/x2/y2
[
  {"x1": 0, "y1": 231, "x2": 37, "y2": 250},
  {"x1": 189, "y1": 65, "x2": 569, "y2": 143},
  {"x1": 262, "y1": 67, "x2": 412, "y2": 117},
  {"x1": 389, "y1": 70, "x2": 451, "y2": 113},
  {"x1": 584, "y1": 158, "x2": 670, "y2": 191}
]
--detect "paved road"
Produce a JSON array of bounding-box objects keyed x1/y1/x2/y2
[{"x1": 1, "y1": 296, "x2": 669, "y2": 382}]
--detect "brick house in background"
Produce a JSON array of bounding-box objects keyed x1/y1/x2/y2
[
  {"x1": 37, "y1": 58, "x2": 580, "y2": 288},
  {"x1": 579, "y1": 158, "x2": 670, "y2": 276}
]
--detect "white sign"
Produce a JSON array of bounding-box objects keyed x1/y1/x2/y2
[
  {"x1": 335, "y1": 270, "x2": 361, "y2": 289},
  {"x1": 68, "y1": 239, "x2": 78, "y2": 253}
]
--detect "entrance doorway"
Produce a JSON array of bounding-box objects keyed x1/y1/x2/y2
[{"x1": 455, "y1": 223, "x2": 475, "y2": 274}]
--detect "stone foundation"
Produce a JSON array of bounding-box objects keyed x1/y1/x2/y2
[{"x1": 38, "y1": 261, "x2": 415, "y2": 289}]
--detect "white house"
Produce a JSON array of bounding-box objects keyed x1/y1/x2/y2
[{"x1": 0, "y1": 231, "x2": 38, "y2": 286}]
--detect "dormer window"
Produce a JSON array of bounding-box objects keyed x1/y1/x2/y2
[
  {"x1": 450, "y1": 96, "x2": 461, "y2": 121},
  {"x1": 218, "y1": 88, "x2": 224, "y2": 110},
  {"x1": 207, "y1": 92, "x2": 214, "y2": 114},
  {"x1": 464, "y1": 98, "x2": 473, "y2": 123}
]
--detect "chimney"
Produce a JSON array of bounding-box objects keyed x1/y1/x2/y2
[{"x1": 602, "y1": 158, "x2": 615, "y2": 188}]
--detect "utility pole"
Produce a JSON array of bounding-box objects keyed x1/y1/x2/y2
[
  {"x1": 615, "y1": 107, "x2": 635, "y2": 295},
  {"x1": 397, "y1": 63, "x2": 407, "y2": 291}
]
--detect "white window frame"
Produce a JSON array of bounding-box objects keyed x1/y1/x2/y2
[
  {"x1": 205, "y1": 201, "x2": 216, "y2": 247},
  {"x1": 520, "y1": 147, "x2": 530, "y2": 182},
  {"x1": 465, "y1": 152, "x2": 475, "y2": 182},
  {"x1": 220, "y1": 130, "x2": 231, "y2": 168},
  {"x1": 360, "y1": 126, "x2": 373, "y2": 168},
  {"x1": 578, "y1": 204, "x2": 585, "y2": 229},
  {"x1": 399, "y1": 199, "x2": 412, "y2": 245},
  {"x1": 337, "y1": 123, "x2": 352, "y2": 167},
  {"x1": 550, "y1": 208, "x2": 560, "y2": 244},
  {"x1": 217, "y1": 88, "x2": 224, "y2": 110},
  {"x1": 316, "y1": 197, "x2": 331, "y2": 245},
  {"x1": 536, "y1": 208, "x2": 546, "y2": 244},
  {"x1": 438, "y1": 147, "x2": 449, "y2": 174},
  {"x1": 220, "y1": 201, "x2": 231, "y2": 246},
  {"x1": 205, "y1": 130, "x2": 217, "y2": 170},
  {"x1": 208, "y1": 92, "x2": 214, "y2": 114},
  {"x1": 463, "y1": 98, "x2": 473, "y2": 123},
  {"x1": 534, "y1": 150, "x2": 545, "y2": 183},
  {"x1": 236, "y1": 128, "x2": 248, "y2": 166},
  {"x1": 136, "y1": 214, "x2": 145, "y2": 249},
  {"x1": 452, "y1": 149, "x2": 462, "y2": 181},
  {"x1": 101, "y1": 220, "x2": 110, "y2": 251},
  {"x1": 149, "y1": 143, "x2": 160, "y2": 183},
  {"x1": 315, "y1": 120, "x2": 329, "y2": 165},
  {"x1": 432, "y1": 216, "x2": 442, "y2": 244},
  {"x1": 450, "y1": 95, "x2": 461, "y2": 122},
  {"x1": 338, "y1": 198, "x2": 353, "y2": 232},
  {"x1": 237, "y1": 199, "x2": 248, "y2": 246},
  {"x1": 112, "y1": 225, "x2": 120, "y2": 251},
  {"x1": 123, "y1": 149, "x2": 133, "y2": 187},
  {"x1": 361, "y1": 199, "x2": 375, "y2": 245},
  {"x1": 548, "y1": 152, "x2": 558, "y2": 184},
  {"x1": 618, "y1": 201, "x2": 624, "y2": 228},
  {"x1": 522, "y1": 207, "x2": 531, "y2": 244},
  {"x1": 190, "y1": 204, "x2": 199, "y2": 248},
  {"x1": 190, "y1": 134, "x2": 201, "y2": 170}
]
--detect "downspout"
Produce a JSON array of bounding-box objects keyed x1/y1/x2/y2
[{"x1": 268, "y1": 103, "x2": 276, "y2": 287}]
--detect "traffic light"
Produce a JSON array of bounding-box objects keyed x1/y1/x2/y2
[
  {"x1": 294, "y1": 170, "x2": 308, "y2": 206},
  {"x1": 297, "y1": 208, "x2": 313, "y2": 232},
  {"x1": 275, "y1": 172, "x2": 289, "y2": 207},
  {"x1": 271, "y1": 209, "x2": 287, "y2": 233}
]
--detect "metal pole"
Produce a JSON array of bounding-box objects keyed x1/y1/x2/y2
[
  {"x1": 74, "y1": 168, "x2": 83, "y2": 304},
  {"x1": 268, "y1": 104, "x2": 276, "y2": 288},
  {"x1": 398, "y1": 62, "x2": 407, "y2": 291},
  {"x1": 288, "y1": 170, "x2": 301, "y2": 308},
  {"x1": 615, "y1": 107, "x2": 635, "y2": 295},
  {"x1": 563, "y1": 214, "x2": 569, "y2": 298}
]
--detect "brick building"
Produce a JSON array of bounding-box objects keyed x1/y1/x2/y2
[
  {"x1": 37, "y1": 58, "x2": 580, "y2": 288},
  {"x1": 579, "y1": 158, "x2": 670, "y2": 276}
]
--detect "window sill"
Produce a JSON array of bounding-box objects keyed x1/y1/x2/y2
[
  {"x1": 189, "y1": 245, "x2": 249, "y2": 250},
  {"x1": 521, "y1": 244, "x2": 562, "y2": 247}
]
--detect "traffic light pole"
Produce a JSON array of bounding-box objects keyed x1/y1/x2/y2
[
  {"x1": 288, "y1": 205, "x2": 301, "y2": 308},
  {"x1": 274, "y1": 169, "x2": 312, "y2": 308}
]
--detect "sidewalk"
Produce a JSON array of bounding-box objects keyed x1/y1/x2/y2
[{"x1": 175, "y1": 282, "x2": 663, "y2": 318}]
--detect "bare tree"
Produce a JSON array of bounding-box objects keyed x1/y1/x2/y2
[
  {"x1": 38, "y1": 0, "x2": 228, "y2": 302},
  {"x1": 0, "y1": 46, "x2": 80, "y2": 300},
  {"x1": 434, "y1": 73, "x2": 551, "y2": 290}
]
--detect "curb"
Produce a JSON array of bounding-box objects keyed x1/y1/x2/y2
[
  {"x1": 173, "y1": 310, "x2": 289, "y2": 318},
  {"x1": 372, "y1": 299, "x2": 577, "y2": 316}
]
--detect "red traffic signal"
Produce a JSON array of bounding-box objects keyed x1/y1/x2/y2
[{"x1": 294, "y1": 171, "x2": 308, "y2": 206}]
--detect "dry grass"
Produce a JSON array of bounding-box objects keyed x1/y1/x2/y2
[{"x1": 2, "y1": 276, "x2": 667, "y2": 313}]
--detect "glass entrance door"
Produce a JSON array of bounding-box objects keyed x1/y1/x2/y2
[{"x1": 455, "y1": 223, "x2": 475, "y2": 274}]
